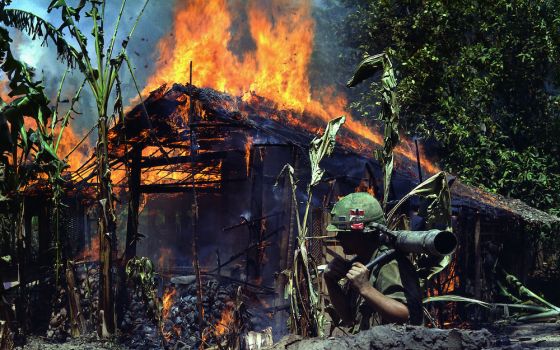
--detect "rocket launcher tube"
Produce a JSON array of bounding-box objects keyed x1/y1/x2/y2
[{"x1": 366, "y1": 223, "x2": 457, "y2": 257}]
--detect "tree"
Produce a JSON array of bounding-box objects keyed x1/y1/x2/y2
[{"x1": 338, "y1": 0, "x2": 560, "y2": 215}]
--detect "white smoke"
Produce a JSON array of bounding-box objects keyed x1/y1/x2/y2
[{"x1": 5, "y1": 0, "x2": 176, "y2": 130}]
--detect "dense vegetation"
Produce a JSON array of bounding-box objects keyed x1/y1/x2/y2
[{"x1": 336, "y1": 0, "x2": 560, "y2": 215}]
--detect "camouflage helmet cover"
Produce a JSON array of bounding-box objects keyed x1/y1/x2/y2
[{"x1": 326, "y1": 192, "x2": 385, "y2": 232}]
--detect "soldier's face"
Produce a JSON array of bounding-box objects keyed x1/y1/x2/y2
[{"x1": 336, "y1": 232, "x2": 364, "y2": 255}]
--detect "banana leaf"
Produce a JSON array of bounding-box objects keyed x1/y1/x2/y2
[
  {"x1": 309, "y1": 116, "x2": 345, "y2": 187},
  {"x1": 517, "y1": 310, "x2": 560, "y2": 322},
  {"x1": 388, "y1": 172, "x2": 452, "y2": 280},
  {"x1": 423, "y1": 295, "x2": 492, "y2": 308},
  {"x1": 424, "y1": 294, "x2": 559, "y2": 322},
  {"x1": 500, "y1": 269, "x2": 560, "y2": 311},
  {"x1": 347, "y1": 53, "x2": 399, "y2": 208}
]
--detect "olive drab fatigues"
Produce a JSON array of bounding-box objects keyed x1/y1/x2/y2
[{"x1": 342, "y1": 246, "x2": 423, "y2": 333}]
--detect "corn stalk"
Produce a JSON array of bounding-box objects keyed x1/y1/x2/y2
[
  {"x1": 276, "y1": 116, "x2": 345, "y2": 337},
  {"x1": 347, "y1": 53, "x2": 399, "y2": 209}
]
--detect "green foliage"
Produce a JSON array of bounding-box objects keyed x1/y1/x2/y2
[
  {"x1": 125, "y1": 257, "x2": 157, "y2": 301},
  {"x1": 424, "y1": 269, "x2": 560, "y2": 322},
  {"x1": 387, "y1": 171, "x2": 452, "y2": 281},
  {"x1": 125, "y1": 257, "x2": 159, "y2": 322},
  {"x1": 339, "y1": 0, "x2": 560, "y2": 215}
]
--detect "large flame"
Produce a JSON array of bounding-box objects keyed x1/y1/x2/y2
[
  {"x1": 145, "y1": 0, "x2": 439, "y2": 174},
  {"x1": 145, "y1": 0, "x2": 314, "y2": 112}
]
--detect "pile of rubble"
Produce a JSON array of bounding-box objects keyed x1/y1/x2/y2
[{"x1": 120, "y1": 276, "x2": 251, "y2": 349}]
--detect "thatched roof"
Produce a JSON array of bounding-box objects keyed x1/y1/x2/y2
[
  {"x1": 113, "y1": 83, "x2": 559, "y2": 228},
  {"x1": 451, "y1": 181, "x2": 560, "y2": 226}
]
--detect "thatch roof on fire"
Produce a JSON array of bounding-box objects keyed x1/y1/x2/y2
[{"x1": 110, "y1": 83, "x2": 559, "y2": 228}]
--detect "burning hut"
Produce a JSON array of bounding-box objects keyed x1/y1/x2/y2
[
  {"x1": 1, "y1": 80, "x2": 558, "y2": 346},
  {"x1": 98, "y1": 82, "x2": 559, "y2": 335}
]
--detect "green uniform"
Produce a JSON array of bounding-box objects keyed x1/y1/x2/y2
[
  {"x1": 326, "y1": 193, "x2": 423, "y2": 332},
  {"x1": 342, "y1": 246, "x2": 423, "y2": 333}
]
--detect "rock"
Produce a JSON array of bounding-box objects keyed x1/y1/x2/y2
[{"x1": 170, "y1": 275, "x2": 196, "y2": 285}]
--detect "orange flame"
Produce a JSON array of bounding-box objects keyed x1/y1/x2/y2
[
  {"x1": 355, "y1": 180, "x2": 375, "y2": 196},
  {"x1": 55, "y1": 126, "x2": 91, "y2": 172},
  {"x1": 162, "y1": 287, "x2": 176, "y2": 320},
  {"x1": 161, "y1": 286, "x2": 177, "y2": 341},
  {"x1": 245, "y1": 136, "x2": 253, "y2": 177},
  {"x1": 214, "y1": 305, "x2": 234, "y2": 336},
  {"x1": 145, "y1": 0, "x2": 439, "y2": 175},
  {"x1": 0, "y1": 78, "x2": 13, "y2": 103}
]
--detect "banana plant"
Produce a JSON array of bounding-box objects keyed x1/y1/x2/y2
[
  {"x1": 424, "y1": 269, "x2": 560, "y2": 323},
  {"x1": 276, "y1": 116, "x2": 346, "y2": 337},
  {"x1": 1, "y1": 0, "x2": 150, "y2": 336},
  {"x1": 347, "y1": 53, "x2": 399, "y2": 209},
  {"x1": 0, "y1": 23, "x2": 74, "y2": 331}
]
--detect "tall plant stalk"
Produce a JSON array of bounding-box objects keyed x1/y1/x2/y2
[
  {"x1": 0, "y1": 0, "x2": 150, "y2": 336},
  {"x1": 277, "y1": 116, "x2": 345, "y2": 336},
  {"x1": 347, "y1": 53, "x2": 399, "y2": 209}
]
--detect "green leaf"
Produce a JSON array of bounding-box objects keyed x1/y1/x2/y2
[
  {"x1": 48, "y1": 0, "x2": 66, "y2": 12},
  {"x1": 423, "y1": 294, "x2": 492, "y2": 308}
]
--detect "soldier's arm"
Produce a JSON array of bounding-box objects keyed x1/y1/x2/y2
[
  {"x1": 324, "y1": 275, "x2": 354, "y2": 324},
  {"x1": 346, "y1": 262, "x2": 409, "y2": 324},
  {"x1": 324, "y1": 257, "x2": 354, "y2": 324}
]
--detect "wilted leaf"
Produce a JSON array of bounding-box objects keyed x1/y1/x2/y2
[
  {"x1": 309, "y1": 116, "x2": 345, "y2": 187},
  {"x1": 347, "y1": 53, "x2": 386, "y2": 88}
]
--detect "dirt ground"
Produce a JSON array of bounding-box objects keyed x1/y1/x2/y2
[
  {"x1": 265, "y1": 323, "x2": 560, "y2": 350},
  {"x1": 20, "y1": 334, "x2": 124, "y2": 350},
  {"x1": 11, "y1": 322, "x2": 560, "y2": 349}
]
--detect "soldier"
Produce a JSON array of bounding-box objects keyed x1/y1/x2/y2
[{"x1": 324, "y1": 192, "x2": 423, "y2": 332}]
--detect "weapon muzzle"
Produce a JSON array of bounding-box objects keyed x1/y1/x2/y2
[{"x1": 393, "y1": 229, "x2": 457, "y2": 257}]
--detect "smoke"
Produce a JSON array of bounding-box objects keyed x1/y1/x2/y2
[{"x1": 4, "y1": 0, "x2": 176, "y2": 131}]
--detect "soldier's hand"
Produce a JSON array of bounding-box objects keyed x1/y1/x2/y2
[
  {"x1": 324, "y1": 256, "x2": 350, "y2": 282},
  {"x1": 346, "y1": 262, "x2": 370, "y2": 292}
]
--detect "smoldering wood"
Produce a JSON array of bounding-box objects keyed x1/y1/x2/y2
[{"x1": 125, "y1": 146, "x2": 142, "y2": 263}]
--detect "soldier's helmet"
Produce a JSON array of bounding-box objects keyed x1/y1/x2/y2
[{"x1": 326, "y1": 192, "x2": 385, "y2": 232}]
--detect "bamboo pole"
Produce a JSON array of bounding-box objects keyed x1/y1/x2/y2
[{"x1": 188, "y1": 61, "x2": 205, "y2": 349}]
